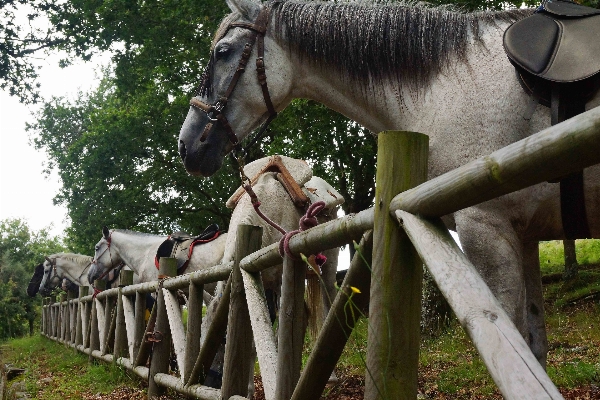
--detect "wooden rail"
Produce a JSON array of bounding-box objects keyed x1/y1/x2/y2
[{"x1": 40, "y1": 108, "x2": 600, "y2": 399}]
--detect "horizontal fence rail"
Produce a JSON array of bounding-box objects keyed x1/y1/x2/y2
[{"x1": 41, "y1": 107, "x2": 600, "y2": 399}]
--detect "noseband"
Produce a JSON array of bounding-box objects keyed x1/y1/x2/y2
[{"x1": 190, "y1": 6, "x2": 278, "y2": 156}]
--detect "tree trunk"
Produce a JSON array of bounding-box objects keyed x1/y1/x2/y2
[
  {"x1": 421, "y1": 268, "x2": 453, "y2": 336},
  {"x1": 563, "y1": 240, "x2": 578, "y2": 280}
]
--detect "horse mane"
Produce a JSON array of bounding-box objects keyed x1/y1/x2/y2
[
  {"x1": 52, "y1": 253, "x2": 93, "y2": 267},
  {"x1": 271, "y1": 0, "x2": 531, "y2": 89},
  {"x1": 113, "y1": 229, "x2": 162, "y2": 237}
]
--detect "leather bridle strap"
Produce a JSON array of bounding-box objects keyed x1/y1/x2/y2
[{"x1": 190, "y1": 7, "x2": 277, "y2": 154}]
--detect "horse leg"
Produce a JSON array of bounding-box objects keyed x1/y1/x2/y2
[
  {"x1": 455, "y1": 204, "x2": 528, "y2": 339},
  {"x1": 523, "y1": 241, "x2": 548, "y2": 369}
]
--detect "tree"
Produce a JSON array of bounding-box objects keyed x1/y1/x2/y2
[
  {"x1": 0, "y1": 218, "x2": 65, "y2": 338},
  {"x1": 29, "y1": 75, "x2": 236, "y2": 253},
  {"x1": 0, "y1": 0, "x2": 66, "y2": 103}
]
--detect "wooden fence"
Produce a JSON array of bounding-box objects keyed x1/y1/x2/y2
[{"x1": 41, "y1": 106, "x2": 600, "y2": 399}]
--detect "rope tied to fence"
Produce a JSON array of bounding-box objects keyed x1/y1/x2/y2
[{"x1": 242, "y1": 183, "x2": 327, "y2": 261}]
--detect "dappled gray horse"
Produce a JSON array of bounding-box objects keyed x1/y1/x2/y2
[
  {"x1": 178, "y1": 0, "x2": 600, "y2": 367},
  {"x1": 28, "y1": 253, "x2": 94, "y2": 297}
]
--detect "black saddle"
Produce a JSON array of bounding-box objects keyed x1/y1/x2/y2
[
  {"x1": 504, "y1": 0, "x2": 600, "y2": 105},
  {"x1": 504, "y1": 0, "x2": 600, "y2": 240},
  {"x1": 156, "y1": 223, "x2": 221, "y2": 273}
]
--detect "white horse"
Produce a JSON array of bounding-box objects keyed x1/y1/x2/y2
[
  {"x1": 30, "y1": 253, "x2": 94, "y2": 297},
  {"x1": 88, "y1": 155, "x2": 343, "y2": 318},
  {"x1": 87, "y1": 228, "x2": 228, "y2": 293},
  {"x1": 177, "y1": 0, "x2": 600, "y2": 367}
]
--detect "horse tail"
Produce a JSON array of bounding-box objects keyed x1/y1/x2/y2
[{"x1": 305, "y1": 271, "x2": 324, "y2": 341}]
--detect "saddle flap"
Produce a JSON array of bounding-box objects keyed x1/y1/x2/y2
[
  {"x1": 504, "y1": 2, "x2": 600, "y2": 83},
  {"x1": 302, "y1": 176, "x2": 345, "y2": 210},
  {"x1": 541, "y1": 0, "x2": 600, "y2": 17}
]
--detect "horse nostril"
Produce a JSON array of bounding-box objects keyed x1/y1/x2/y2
[{"x1": 179, "y1": 140, "x2": 187, "y2": 162}]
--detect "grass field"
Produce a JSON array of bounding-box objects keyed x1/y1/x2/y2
[{"x1": 1, "y1": 240, "x2": 599, "y2": 399}]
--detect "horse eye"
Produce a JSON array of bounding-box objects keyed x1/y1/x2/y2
[
  {"x1": 215, "y1": 43, "x2": 231, "y2": 58},
  {"x1": 95, "y1": 246, "x2": 100, "y2": 251}
]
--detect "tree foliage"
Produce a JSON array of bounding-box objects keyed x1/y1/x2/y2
[
  {"x1": 29, "y1": 0, "x2": 596, "y2": 251},
  {"x1": 0, "y1": 0, "x2": 66, "y2": 103},
  {"x1": 0, "y1": 218, "x2": 66, "y2": 339}
]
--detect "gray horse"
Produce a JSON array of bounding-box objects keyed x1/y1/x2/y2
[{"x1": 177, "y1": 0, "x2": 600, "y2": 367}]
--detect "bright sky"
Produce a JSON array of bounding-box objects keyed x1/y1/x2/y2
[{"x1": 0, "y1": 53, "x2": 106, "y2": 237}]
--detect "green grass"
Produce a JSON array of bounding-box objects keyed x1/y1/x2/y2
[
  {"x1": 539, "y1": 239, "x2": 600, "y2": 274},
  {"x1": 1, "y1": 335, "x2": 144, "y2": 399}
]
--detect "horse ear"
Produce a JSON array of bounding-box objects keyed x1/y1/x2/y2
[
  {"x1": 45, "y1": 256, "x2": 52, "y2": 263},
  {"x1": 103, "y1": 226, "x2": 110, "y2": 239},
  {"x1": 226, "y1": 0, "x2": 262, "y2": 21}
]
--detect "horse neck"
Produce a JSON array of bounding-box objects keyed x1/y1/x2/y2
[
  {"x1": 285, "y1": 19, "x2": 510, "y2": 134},
  {"x1": 58, "y1": 258, "x2": 92, "y2": 287},
  {"x1": 110, "y1": 231, "x2": 166, "y2": 277}
]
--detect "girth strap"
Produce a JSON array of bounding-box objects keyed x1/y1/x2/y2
[{"x1": 550, "y1": 85, "x2": 591, "y2": 239}]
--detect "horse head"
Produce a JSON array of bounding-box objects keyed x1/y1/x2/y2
[
  {"x1": 89, "y1": 226, "x2": 120, "y2": 284},
  {"x1": 38, "y1": 257, "x2": 62, "y2": 297},
  {"x1": 27, "y1": 263, "x2": 45, "y2": 297},
  {"x1": 178, "y1": 0, "x2": 293, "y2": 176}
]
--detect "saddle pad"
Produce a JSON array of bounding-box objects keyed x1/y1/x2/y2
[
  {"x1": 226, "y1": 155, "x2": 313, "y2": 208},
  {"x1": 504, "y1": 1, "x2": 600, "y2": 82},
  {"x1": 302, "y1": 176, "x2": 345, "y2": 210}
]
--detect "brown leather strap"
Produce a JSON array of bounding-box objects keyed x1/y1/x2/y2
[{"x1": 189, "y1": 7, "x2": 276, "y2": 149}]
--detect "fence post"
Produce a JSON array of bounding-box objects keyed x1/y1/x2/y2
[
  {"x1": 274, "y1": 255, "x2": 307, "y2": 399},
  {"x1": 184, "y1": 277, "x2": 204, "y2": 383},
  {"x1": 76, "y1": 287, "x2": 88, "y2": 347},
  {"x1": 68, "y1": 289, "x2": 77, "y2": 343},
  {"x1": 115, "y1": 270, "x2": 134, "y2": 362},
  {"x1": 365, "y1": 130, "x2": 428, "y2": 400},
  {"x1": 148, "y1": 257, "x2": 177, "y2": 399},
  {"x1": 59, "y1": 293, "x2": 67, "y2": 342},
  {"x1": 222, "y1": 225, "x2": 262, "y2": 399},
  {"x1": 89, "y1": 280, "x2": 105, "y2": 363}
]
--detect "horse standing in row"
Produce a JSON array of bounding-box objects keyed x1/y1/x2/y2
[
  {"x1": 178, "y1": 0, "x2": 600, "y2": 367},
  {"x1": 27, "y1": 253, "x2": 95, "y2": 297}
]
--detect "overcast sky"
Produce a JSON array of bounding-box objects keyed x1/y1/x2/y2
[{"x1": 0, "y1": 53, "x2": 107, "y2": 237}]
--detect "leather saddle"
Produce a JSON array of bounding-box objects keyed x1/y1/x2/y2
[
  {"x1": 155, "y1": 223, "x2": 221, "y2": 273},
  {"x1": 504, "y1": 0, "x2": 600, "y2": 106},
  {"x1": 504, "y1": 0, "x2": 600, "y2": 239}
]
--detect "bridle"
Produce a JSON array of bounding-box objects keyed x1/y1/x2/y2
[
  {"x1": 92, "y1": 231, "x2": 120, "y2": 282},
  {"x1": 189, "y1": 6, "x2": 278, "y2": 158}
]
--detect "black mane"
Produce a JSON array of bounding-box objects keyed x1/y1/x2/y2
[{"x1": 272, "y1": 0, "x2": 531, "y2": 88}]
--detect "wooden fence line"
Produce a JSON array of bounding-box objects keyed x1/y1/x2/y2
[{"x1": 40, "y1": 109, "x2": 600, "y2": 399}]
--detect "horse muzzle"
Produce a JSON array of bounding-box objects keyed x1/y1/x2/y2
[{"x1": 179, "y1": 106, "x2": 228, "y2": 177}]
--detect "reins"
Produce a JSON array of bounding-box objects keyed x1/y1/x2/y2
[{"x1": 190, "y1": 6, "x2": 278, "y2": 159}]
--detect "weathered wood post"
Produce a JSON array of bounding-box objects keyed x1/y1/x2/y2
[
  {"x1": 114, "y1": 270, "x2": 134, "y2": 362},
  {"x1": 103, "y1": 289, "x2": 116, "y2": 355},
  {"x1": 292, "y1": 231, "x2": 374, "y2": 400},
  {"x1": 76, "y1": 286, "x2": 88, "y2": 347},
  {"x1": 184, "y1": 276, "x2": 204, "y2": 383},
  {"x1": 59, "y1": 293, "x2": 67, "y2": 342},
  {"x1": 148, "y1": 257, "x2": 177, "y2": 399},
  {"x1": 222, "y1": 225, "x2": 262, "y2": 399},
  {"x1": 365, "y1": 130, "x2": 428, "y2": 400},
  {"x1": 41, "y1": 298, "x2": 46, "y2": 335},
  {"x1": 89, "y1": 280, "x2": 106, "y2": 362},
  {"x1": 274, "y1": 255, "x2": 307, "y2": 399},
  {"x1": 133, "y1": 289, "x2": 148, "y2": 363},
  {"x1": 68, "y1": 289, "x2": 77, "y2": 343}
]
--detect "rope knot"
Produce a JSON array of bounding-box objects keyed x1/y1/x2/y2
[{"x1": 279, "y1": 201, "x2": 327, "y2": 259}]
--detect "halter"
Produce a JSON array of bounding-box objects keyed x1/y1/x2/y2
[
  {"x1": 92, "y1": 231, "x2": 119, "y2": 282},
  {"x1": 189, "y1": 6, "x2": 278, "y2": 158}
]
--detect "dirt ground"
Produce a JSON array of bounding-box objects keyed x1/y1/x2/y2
[{"x1": 87, "y1": 375, "x2": 599, "y2": 400}]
